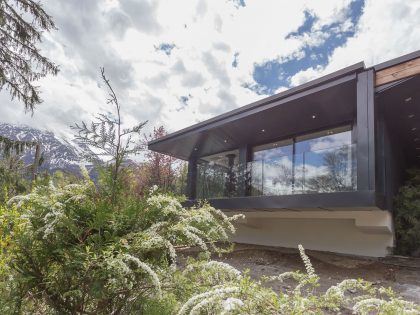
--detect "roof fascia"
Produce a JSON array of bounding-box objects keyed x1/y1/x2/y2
[{"x1": 148, "y1": 62, "x2": 364, "y2": 146}]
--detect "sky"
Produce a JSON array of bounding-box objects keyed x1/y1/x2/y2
[{"x1": 1, "y1": 0, "x2": 420, "y2": 141}]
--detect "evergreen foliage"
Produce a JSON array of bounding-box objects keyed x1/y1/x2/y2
[
  {"x1": 0, "y1": 154, "x2": 28, "y2": 202},
  {"x1": 0, "y1": 135, "x2": 36, "y2": 157},
  {"x1": 0, "y1": 135, "x2": 41, "y2": 203},
  {"x1": 394, "y1": 168, "x2": 420, "y2": 257},
  {"x1": 0, "y1": 0, "x2": 58, "y2": 111}
]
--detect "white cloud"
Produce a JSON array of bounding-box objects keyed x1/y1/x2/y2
[
  {"x1": 1, "y1": 0, "x2": 420, "y2": 148},
  {"x1": 291, "y1": 0, "x2": 420, "y2": 85}
]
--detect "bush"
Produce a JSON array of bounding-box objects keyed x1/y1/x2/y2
[
  {"x1": 174, "y1": 245, "x2": 419, "y2": 315},
  {"x1": 394, "y1": 168, "x2": 420, "y2": 257},
  {"x1": 1, "y1": 173, "x2": 419, "y2": 314},
  {"x1": 0, "y1": 174, "x2": 242, "y2": 314}
]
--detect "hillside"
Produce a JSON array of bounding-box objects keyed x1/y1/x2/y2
[{"x1": 0, "y1": 122, "x2": 89, "y2": 175}]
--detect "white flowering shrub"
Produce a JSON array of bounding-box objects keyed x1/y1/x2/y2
[
  {"x1": 0, "y1": 178, "x2": 243, "y2": 314},
  {"x1": 175, "y1": 246, "x2": 420, "y2": 315},
  {"x1": 0, "y1": 176, "x2": 419, "y2": 315}
]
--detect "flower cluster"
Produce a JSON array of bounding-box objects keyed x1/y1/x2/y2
[{"x1": 176, "y1": 245, "x2": 420, "y2": 315}]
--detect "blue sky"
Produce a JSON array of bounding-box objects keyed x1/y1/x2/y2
[
  {"x1": 250, "y1": 0, "x2": 365, "y2": 94},
  {"x1": 0, "y1": 0, "x2": 419, "y2": 139}
]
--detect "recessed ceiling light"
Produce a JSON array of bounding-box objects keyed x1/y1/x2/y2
[
  {"x1": 412, "y1": 127, "x2": 417, "y2": 131},
  {"x1": 311, "y1": 114, "x2": 316, "y2": 119},
  {"x1": 261, "y1": 129, "x2": 265, "y2": 132},
  {"x1": 408, "y1": 114, "x2": 415, "y2": 118},
  {"x1": 405, "y1": 97, "x2": 413, "y2": 103},
  {"x1": 224, "y1": 139, "x2": 228, "y2": 143},
  {"x1": 194, "y1": 147, "x2": 198, "y2": 151}
]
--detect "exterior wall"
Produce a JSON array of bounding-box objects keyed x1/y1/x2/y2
[{"x1": 228, "y1": 210, "x2": 394, "y2": 257}]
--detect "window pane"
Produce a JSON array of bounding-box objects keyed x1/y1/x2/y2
[
  {"x1": 253, "y1": 139, "x2": 293, "y2": 161},
  {"x1": 250, "y1": 125, "x2": 355, "y2": 196},
  {"x1": 294, "y1": 126, "x2": 354, "y2": 193},
  {"x1": 295, "y1": 125, "x2": 352, "y2": 154},
  {"x1": 252, "y1": 139, "x2": 294, "y2": 196},
  {"x1": 197, "y1": 150, "x2": 240, "y2": 199}
]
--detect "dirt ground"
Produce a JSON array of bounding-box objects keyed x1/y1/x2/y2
[{"x1": 210, "y1": 244, "x2": 420, "y2": 303}]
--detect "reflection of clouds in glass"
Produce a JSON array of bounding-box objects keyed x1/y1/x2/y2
[
  {"x1": 256, "y1": 156, "x2": 294, "y2": 194},
  {"x1": 309, "y1": 132, "x2": 351, "y2": 152},
  {"x1": 251, "y1": 145, "x2": 354, "y2": 195},
  {"x1": 254, "y1": 145, "x2": 293, "y2": 161},
  {"x1": 302, "y1": 164, "x2": 329, "y2": 180}
]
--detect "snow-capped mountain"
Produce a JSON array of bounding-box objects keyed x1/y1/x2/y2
[{"x1": 0, "y1": 122, "x2": 89, "y2": 175}]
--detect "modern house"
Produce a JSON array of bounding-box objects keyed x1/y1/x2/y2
[{"x1": 148, "y1": 50, "x2": 420, "y2": 257}]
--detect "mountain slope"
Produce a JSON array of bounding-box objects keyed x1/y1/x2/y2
[{"x1": 0, "y1": 122, "x2": 88, "y2": 175}]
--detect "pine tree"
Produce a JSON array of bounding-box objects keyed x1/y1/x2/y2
[
  {"x1": 0, "y1": 0, "x2": 58, "y2": 111},
  {"x1": 0, "y1": 135, "x2": 41, "y2": 202}
]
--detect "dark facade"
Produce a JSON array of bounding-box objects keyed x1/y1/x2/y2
[{"x1": 148, "y1": 51, "x2": 420, "y2": 213}]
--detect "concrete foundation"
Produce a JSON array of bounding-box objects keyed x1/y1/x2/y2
[{"x1": 228, "y1": 210, "x2": 394, "y2": 257}]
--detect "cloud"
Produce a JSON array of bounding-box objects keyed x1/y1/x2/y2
[
  {"x1": 119, "y1": 0, "x2": 162, "y2": 34},
  {"x1": 202, "y1": 51, "x2": 231, "y2": 87},
  {"x1": 248, "y1": 0, "x2": 365, "y2": 94},
  {"x1": 181, "y1": 72, "x2": 205, "y2": 88},
  {"x1": 196, "y1": 0, "x2": 208, "y2": 17},
  {"x1": 0, "y1": 0, "x2": 419, "y2": 151}
]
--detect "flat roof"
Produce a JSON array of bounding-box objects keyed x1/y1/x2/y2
[
  {"x1": 148, "y1": 62, "x2": 364, "y2": 147},
  {"x1": 149, "y1": 50, "x2": 420, "y2": 160}
]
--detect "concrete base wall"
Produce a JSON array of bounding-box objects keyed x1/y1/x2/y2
[{"x1": 228, "y1": 210, "x2": 394, "y2": 257}]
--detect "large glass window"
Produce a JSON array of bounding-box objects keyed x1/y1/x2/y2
[
  {"x1": 252, "y1": 139, "x2": 293, "y2": 196},
  {"x1": 196, "y1": 150, "x2": 240, "y2": 199},
  {"x1": 294, "y1": 126, "x2": 355, "y2": 193},
  {"x1": 195, "y1": 125, "x2": 357, "y2": 199},
  {"x1": 250, "y1": 125, "x2": 356, "y2": 196}
]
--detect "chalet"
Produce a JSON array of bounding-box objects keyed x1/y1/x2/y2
[{"x1": 148, "y1": 50, "x2": 420, "y2": 257}]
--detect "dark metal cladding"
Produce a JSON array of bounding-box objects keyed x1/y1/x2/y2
[{"x1": 148, "y1": 50, "x2": 420, "y2": 210}]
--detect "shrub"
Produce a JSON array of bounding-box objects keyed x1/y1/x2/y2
[
  {"x1": 0, "y1": 176, "x2": 242, "y2": 314},
  {"x1": 175, "y1": 245, "x2": 420, "y2": 315},
  {"x1": 1, "y1": 175, "x2": 419, "y2": 314},
  {"x1": 394, "y1": 168, "x2": 420, "y2": 256}
]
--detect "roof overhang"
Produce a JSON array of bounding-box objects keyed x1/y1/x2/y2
[
  {"x1": 376, "y1": 74, "x2": 420, "y2": 166},
  {"x1": 149, "y1": 62, "x2": 364, "y2": 160}
]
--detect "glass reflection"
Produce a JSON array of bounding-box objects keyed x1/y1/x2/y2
[
  {"x1": 295, "y1": 126, "x2": 353, "y2": 193},
  {"x1": 250, "y1": 125, "x2": 355, "y2": 196},
  {"x1": 195, "y1": 125, "x2": 356, "y2": 199},
  {"x1": 252, "y1": 140, "x2": 293, "y2": 196},
  {"x1": 196, "y1": 150, "x2": 240, "y2": 199}
]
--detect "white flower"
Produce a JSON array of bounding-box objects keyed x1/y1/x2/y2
[
  {"x1": 203, "y1": 261, "x2": 242, "y2": 281},
  {"x1": 222, "y1": 297, "x2": 244, "y2": 311},
  {"x1": 353, "y1": 298, "x2": 384, "y2": 313},
  {"x1": 121, "y1": 253, "x2": 162, "y2": 298},
  {"x1": 149, "y1": 185, "x2": 159, "y2": 194},
  {"x1": 298, "y1": 244, "x2": 316, "y2": 276},
  {"x1": 177, "y1": 287, "x2": 240, "y2": 315}
]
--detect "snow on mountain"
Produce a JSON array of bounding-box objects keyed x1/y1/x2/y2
[{"x1": 0, "y1": 122, "x2": 89, "y2": 175}]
